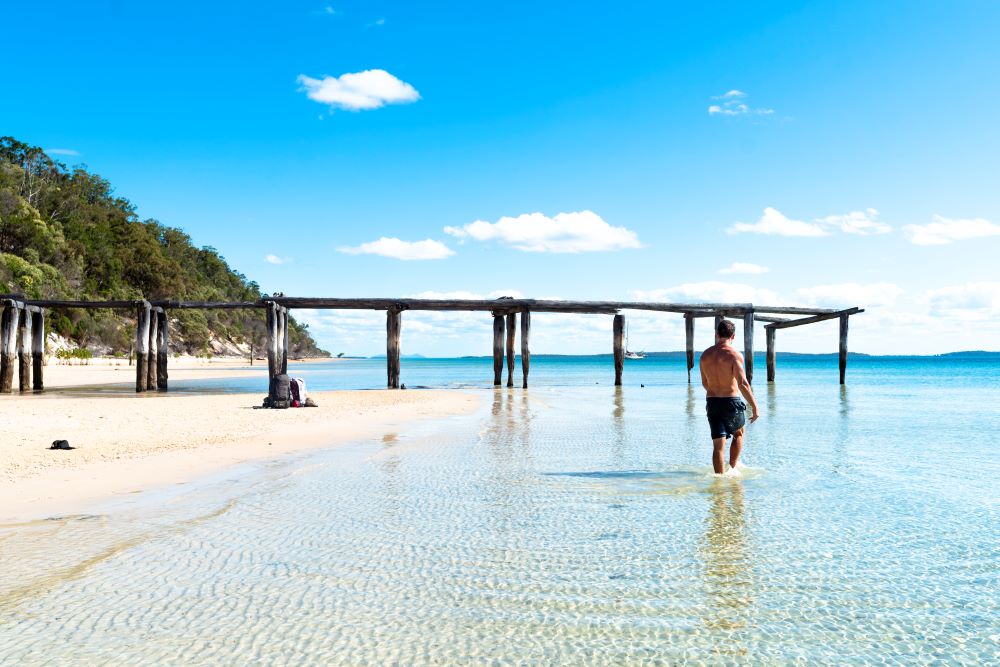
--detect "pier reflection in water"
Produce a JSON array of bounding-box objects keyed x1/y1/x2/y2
[{"x1": 1, "y1": 378, "x2": 998, "y2": 665}]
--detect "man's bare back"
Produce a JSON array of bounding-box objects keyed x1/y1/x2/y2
[{"x1": 699, "y1": 320, "x2": 760, "y2": 474}]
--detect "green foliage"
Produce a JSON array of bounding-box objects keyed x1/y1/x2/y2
[
  {"x1": 0, "y1": 135, "x2": 327, "y2": 357},
  {"x1": 55, "y1": 348, "x2": 93, "y2": 360}
]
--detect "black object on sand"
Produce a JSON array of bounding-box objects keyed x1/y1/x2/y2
[{"x1": 50, "y1": 440, "x2": 75, "y2": 450}]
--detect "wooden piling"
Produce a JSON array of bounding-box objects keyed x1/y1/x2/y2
[
  {"x1": 146, "y1": 307, "x2": 158, "y2": 391},
  {"x1": 135, "y1": 302, "x2": 151, "y2": 393},
  {"x1": 613, "y1": 314, "x2": 624, "y2": 386},
  {"x1": 743, "y1": 311, "x2": 754, "y2": 384},
  {"x1": 281, "y1": 308, "x2": 289, "y2": 374},
  {"x1": 266, "y1": 302, "x2": 277, "y2": 382},
  {"x1": 505, "y1": 313, "x2": 516, "y2": 387},
  {"x1": 157, "y1": 310, "x2": 168, "y2": 390},
  {"x1": 714, "y1": 314, "x2": 723, "y2": 334},
  {"x1": 766, "y1": 326, "x2": 776, "y2": 382},
  {"x1": 492, "y1": 315, "x2": 505, "y2": 386},
  {"x1": 18, "y1": 308, "x2": 31, "y2": 392},
  {"x1": 839, "y1": 314, "x2": 849, "y2": 385},
  {"x1": 520, "y1": 310, "x2": 531, "y2": 389},
  {"x1": 0, "y1": 304, "x2": 16, "y2": 393},
  {"x1": 684, "y1": 314, "x2": 695, "y2": 383},
  {"x1": 31, "y1": 309, "x2": 44, "y2": 391},
  {"x1": 386, "y1": 308, "x2": 401, "y2": 389}
]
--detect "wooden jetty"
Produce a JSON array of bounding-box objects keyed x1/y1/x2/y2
[{"x1": 0, "y1": 295, "x2": 862, "y2": 395}]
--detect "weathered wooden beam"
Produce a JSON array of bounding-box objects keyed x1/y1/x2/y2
[
  {"x1": 18, "y1": 308, "x2": 31, "y2": 392},
  {"x1": 765, "y1": 307, "x2": 863, "y2": 330},
  {"x1": 766, "y1": 327, "x2": 776, "y2": 383},
  {"x1": 31, "y1": 309, "x2": 44, "y2": 391},
  {"x1": 0, "y1": 304, "x2": 17, "y2": 393},
  {"x1": 157, "y1": 310, "x2": 169, "y2": 391},
  {"x1": 386, "y1": 308, "x2": 401, "y2": 389},
  {"x1": 613, "y1": 314, "x2": 624, "y2": 386},
  {"x1": 505, "y1": 312, "x2": 516, "y2": 388},
  {"x1": 754, "y1": 315, "x2": 790, "y2": 324},
  {"x1": 839, "y1": 314, "x2": 849, "y2": 385},
  {"x1": 28, "y1": 299, "x2": 140, "y2": 309},
  {"x1": 152, "y1": 301, "x2": 262, "y2": 310},
  {"x1": 146, "y1": 307, "x2": 158, "y2": 391},
  {"x1": 135, "y1": 302, "x2": 151, "y2": 393},
  {"x1": 743, "y1": 311, "x2": 754, "y2": 385},
  {"x1": 269, "y1": 297, "x2": 748, "y2": 315},
  {"x1": 492, "y1": 315, "x2": 505, "y2": 386},
  {"x1": 684, "y1": 314, "x2": 695, "y2": 383},
  {"x1": 520, "y1": 310, "x2": 530, "y2": 389}
]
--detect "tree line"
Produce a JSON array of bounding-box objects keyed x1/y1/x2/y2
[{"x1": 0, "y1": 136, "x2": 327, "y2": 357}]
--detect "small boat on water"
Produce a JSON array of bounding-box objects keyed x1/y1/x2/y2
[{"x1": 625, "y1": 324, "x2": 645, "y2": 359}]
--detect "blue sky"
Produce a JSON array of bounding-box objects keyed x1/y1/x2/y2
[{"x1": 4, "y1": 0, "x2": 1000, "y2": 355}]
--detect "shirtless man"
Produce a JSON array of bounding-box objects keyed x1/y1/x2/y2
[{"x1": 699, "y1": 319, "x2": 760, "y2": 475}]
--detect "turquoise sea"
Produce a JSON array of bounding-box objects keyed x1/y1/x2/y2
[{"x1": 1, "y1": 355, "x2": 998, "y2": 664}]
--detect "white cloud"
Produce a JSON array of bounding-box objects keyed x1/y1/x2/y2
[
  {"x1": 633, "y1": 281, "x2": 780, "y2": 305},
  {"x1": 728, "y1": 207, "x2": 892, "y2": 237},
  {"x1": 926, "y1": 282, "x2": 1000, "y2": 319},
  {"x1": 728, "y1": 207, "x2": 829, "y2": 237},
  {"x1": 818, "y1": 208, "x2": 891, "y2": 236},
  {"x1": 708, "y1": 90, "x2": 774, "y2": 116},
  {"x1": 796, "y1": 283, "x2": 903, "y2": 308},
  {"x1": 370, "y1": 18, "x2": 385, "y2": 26},
  {"x1": 719, "y1": 262, "x2": 770, "y2": 275},
  {"x1": 44, "y1": 148, "x2": 79, "y2": 156},
  {"x1": 297, "y1": 69, "x2": 419, "y2": 111},
  {"x1": 444, "y1": 210, "x2": 642, "y2": 253},
  {"x1": 265, "y1": 254, "x2": 290, "y2": 265},
  {"x1": 338, "y1": 237, "x2": 453, "y2": 260},
  {"x1": 902, "y1": 215, "x2": 1000, "y2": 245}
]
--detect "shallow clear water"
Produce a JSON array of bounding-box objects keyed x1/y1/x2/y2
[{"x1": 2, "y1": 358, "x2": 999, "y2": 664}]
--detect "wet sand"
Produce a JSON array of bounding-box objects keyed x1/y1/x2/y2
[{"x1": 0, "y1": 360, "x2": 478, "y2": 521}]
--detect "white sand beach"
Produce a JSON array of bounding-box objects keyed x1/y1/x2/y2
[{"x1": 0, "y1": 360, "x2": 478, "y2": 521}]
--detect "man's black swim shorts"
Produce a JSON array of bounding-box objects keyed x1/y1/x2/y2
[{"x1": 706, "y1": 397, "x2": 747, "y2": 440}]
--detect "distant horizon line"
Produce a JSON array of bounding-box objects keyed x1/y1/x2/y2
[{"x1": 347, "y1": 350, "x2": 999, "y2": 360}]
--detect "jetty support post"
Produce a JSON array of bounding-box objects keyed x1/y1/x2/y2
[
  {"x1": 146, "y1": 306, "x2": 158, "y2": 391},
  {"x1": 684, "y1": 313, "x2": 695, "y2": 383},
  {"x1": 714, "y1": 313, "x2": 723, "y2": 332},
  {"x1": 839, "y1": 313, "x2": 849, "y2": 385},
  {"x1": 743, "y1": 310, "x2": 754, "y2": 384},
  {"x1": 492, "y1": 314, "x2": 505, "y2": 386},
  {"x1": 613, "y1": 314, "x2": 624, "y2": 386},
  {"x1": 281, "y1": 307, "x2": 290, "y2": 374},
  {"x1": 520, "y1": 310, "x2": 530, "y2": 389},
  {"x1": 31, "y1": 308, "x2": 45, "y2": 391},
  {"x1": 157, "y1": 309, "x2": 169, "y2": 391},
  {"x1": 766, "y1": 326, "x2": 776, "y2": 382},
  {"x1": 0, "y1": 302, "x2": 16, "y2": 393},
  {"x1": 17, "y1": 307, "x2": 31, "y2": 392},
  {"x1": 135, "y1": 300, "x2": 151, "y2": 393},
  {"x1": 386, "y1": 306, "x2": 401, "y2": 389},
  {"x1": 505, "y1": 312, "x2": 516, "y2": 388},
  {"x1": 265, "y1": 301, "x2": 277, "y2": 383}
]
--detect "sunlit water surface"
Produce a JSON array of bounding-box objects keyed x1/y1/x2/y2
[{"x1": 2, "y1": 356, "x2": 998, "y2": 664}]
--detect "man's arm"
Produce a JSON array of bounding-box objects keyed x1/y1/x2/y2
[
  {"x1": 733, "y1": 356, "x2": 760, "y2": 423},
  {"x1": 699, "y1": 355, "x2": 710, "y2": 392}
]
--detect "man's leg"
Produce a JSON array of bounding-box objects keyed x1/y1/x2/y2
[
  {"x1": 712, "y1": 437, "x2": 727, "y2": 474},
  {"x1": 729, "y1": 428, "x2": 744, "y2": 469}
]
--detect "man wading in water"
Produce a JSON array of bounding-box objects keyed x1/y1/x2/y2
[{"x1": 700, "y1": 318, "x2": 760, "y2": 475}]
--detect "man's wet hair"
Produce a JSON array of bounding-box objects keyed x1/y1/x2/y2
[{"x1": 716, "y1": 319, "x2": 736, "y2": 339}]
